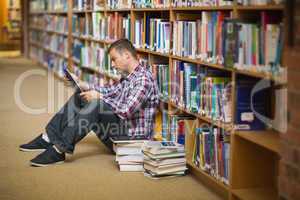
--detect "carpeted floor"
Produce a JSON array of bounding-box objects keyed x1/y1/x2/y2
[{"x1": 0, "y1": 56, "x2": 222, "y2": 200}]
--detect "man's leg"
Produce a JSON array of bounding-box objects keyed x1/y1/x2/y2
[
  {"x1": 19, "y1": 90, "x2": 84, "y2": 152},
  {"x1": 46, "y1": 98, "x2": 118, "y2": 154},
  {"x1": 30, "y1": 99, "x2": 127, "y2": 166}
]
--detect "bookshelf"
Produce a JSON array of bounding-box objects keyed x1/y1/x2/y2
[
  {"x1": 6, "y1": 0, "x2": 21, "y2": 42},
  {"x1": 27, "y1": 1, "x2": 287, "y2": 200}
]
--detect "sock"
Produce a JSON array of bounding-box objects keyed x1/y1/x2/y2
[
  {"x1": 53, "y1": 145, "x2": 63, "y2": 154},
  {"x1": 42, "y1": 133, "x2": 50, "y2": 143}
]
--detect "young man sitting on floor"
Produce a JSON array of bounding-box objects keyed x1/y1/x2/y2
[{"x1": 19, "y1": 39, "x2": 160, "y2": 167}]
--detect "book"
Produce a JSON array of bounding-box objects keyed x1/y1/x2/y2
[
  {"x1": 110, "y1": 135, "x2": 148, "y2": 143},
  {"x1": 119, "y1": 164, "x2": 144, "y2": 172},
  {"x1": 235, "y1": 77, "x2": 270, "y2": 130},
  {"x1": 192, "y1": 126, "x2": 230, "y2": 184}
]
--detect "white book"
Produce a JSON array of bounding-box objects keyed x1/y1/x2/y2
[
  {"x1": 119, "y1": 164, "x2": 144, "y2": 172},
  {"x1": 116, "y1": 147, "x2": 142, "y2": 156},
  {"x1": 116, "y1": 155, "x2": 144, "y2": 162}
]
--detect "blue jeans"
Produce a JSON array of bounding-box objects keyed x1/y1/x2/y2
[{"x1": 46, "y1": 90, "x2": 129, "y2": 154}]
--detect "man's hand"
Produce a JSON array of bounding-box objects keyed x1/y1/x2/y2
[
  {"x1": 64, "y1": 72, "x2": 89, "y2": 91},
  {"x1": 80, "y1": 90, "x2": 102, "y2": 102}
]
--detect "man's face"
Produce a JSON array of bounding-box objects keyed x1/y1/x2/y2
[{"x1": 109, "y1": 48, "x2": 129, "y2": 72}]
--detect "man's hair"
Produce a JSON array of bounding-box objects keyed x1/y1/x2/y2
[{"x1": 107, "y1": 38, "x2": 137, "y2": 59}]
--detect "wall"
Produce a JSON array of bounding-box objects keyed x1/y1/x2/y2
[{"x1": 279, "y1": 1, "x2": 300, "y2": 200}]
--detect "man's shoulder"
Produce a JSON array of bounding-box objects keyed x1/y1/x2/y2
[{"x1": 135, "y1": 66, "x2": 154, "y2": 82}]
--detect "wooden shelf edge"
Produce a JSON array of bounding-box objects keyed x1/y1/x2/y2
[
  {"x1": 171, "y1": 6, "x2": 233, "y2": 11},
  {"x1": 187, "y1": 160, "x2": 230, "y2": 191},
  {"x1": 168, "y1": 100, "x2": 233, "y2": 131},
  {"x1": 236, "y1": 5, "x2": 284, "y2": 10},
  {"x1": 29, "y1": 11, "x2": 68, "y2": 15},
  {"x1": 30, "y1": 41, "x2": 69, "y2": 60},
  {"x1": 235, "y1": 130, "x2": 280, "y2": 154},
  {"x1": 132, "y1": 8, "x2": 169, "y2": 11},
  {"x1": 232, "y1": 187, "x2": 278, "y2": 200}
]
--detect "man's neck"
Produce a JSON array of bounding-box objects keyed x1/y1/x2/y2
[{"x1": 127, "y1": 59, "x2": 140, "y2": 74}]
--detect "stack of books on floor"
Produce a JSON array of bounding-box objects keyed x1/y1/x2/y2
[
  {"x1": 142, "y1": 141, "x2": 187, "y2": 179},
  {"x1": 110, "y1": 136, "x2": 148, "y2": 172}
]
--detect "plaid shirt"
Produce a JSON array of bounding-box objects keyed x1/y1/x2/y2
[{"x1": 91, "y1": 64, "x2": 159, "y2": 137}]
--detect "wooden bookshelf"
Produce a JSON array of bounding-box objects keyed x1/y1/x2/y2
[
  {"x1": 235, "y1": 130, "x2": 280, "y2": 154},
  {"x1": 232, "y1": 188, "x2": 277, "y2": 200},
  {"x1": 27, "y1": 1, "x2": 287, "y2": 200}
]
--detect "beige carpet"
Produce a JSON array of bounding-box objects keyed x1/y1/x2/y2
[{"x1": 0, "y1": 57, "x2": 222, "y2": 200}]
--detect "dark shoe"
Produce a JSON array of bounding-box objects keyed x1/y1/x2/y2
[
  {"x1": 19, "y1": 134, "x2": 52, "y2": 152},
  {"x1": 30, "y1": 146, "x2": 65, "y2": 167}
]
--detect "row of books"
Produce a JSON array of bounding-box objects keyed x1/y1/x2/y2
[
  {"x1": 152, "y1": 63, "x2": 269, "y2": 130},
  {"x1": 133, "y1": 0, "x2": 170, "y2": 8},
  {"x1": 30, "y1": 46, "x2": 67, "y2": 78},
  {"x1": 72, "y1": 12, "x2": 131, "y2": 41},
  {"x1": 145, "y1": 18, "x2": 171, "y2": 53},
  {"x1": 80, "y1": 43, "x2": 107, "y2": 69},
  {"x1": 173, "y1": 12, "x2": 231, "y2": 64},
  {"x1": 172, "y1": 0, "x2": 233, "y2": 7},
  {"x1": 237, "y1": 0, "x2": 283, "y2": 6},
  {"x1": 30, "y1": 31, "x2": 68, "y2": 56},
  {"x1": 107, "y1": 0, "x2": 131, "y2": 9},
  {"x1": 169, "y1": 115, "x2": 196, "y2": 144},
  {"x1": 72, "y1": 39, "x2": 119, "y2": 76},
  {"x1": 151, "y1": 61, "x2": 232, "y2": 123},
  {"x1": 43, "y1": 34, "x2": 69, "y2": 56},
  {"x1": 73, "y1": 0, "x2": 105, "y2": 10},
  {"x1": 30, "y1": 15, "x2": 68, "y2": 34},
  {"x1": 192, "y1": 126, "x2": 230, "y2": 185},
  {"x1": 226, "y1": 17, "x2": 283, "y2": 75},
  {"x1": 29, "y1": 0, "x2": 283, "y2": 13},
  {"x1": 81, "y1": 72, "x2": 104, "y2": 89},
  {"x1": 30, "y1": 0, "x2": 68, "y2": 12},
  {"x1": 134, "y1": 17, "x2": 171, "y2": 53}
]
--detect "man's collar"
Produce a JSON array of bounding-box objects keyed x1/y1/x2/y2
[{"x1": 126, "y1": 64, "x2": 141, "y2": 80}]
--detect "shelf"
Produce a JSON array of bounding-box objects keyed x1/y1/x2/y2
[
  {"x1": 168, "y1": 100, "x2": 233, "y2": 131},
  {"x1": 132, "y1": 8, "x2": 170, "y2": 11},
  {"x1": 136, "y1": 48, "x2": 170, "y2": 58},
  {"x1": 32, "y1": 59, "x2": 66, "y2": 82},
  {"x1": 171, "y1": 55, "x2": 231, "y2": 71},
  {"x1": 171, "y1": 6, "x2": 233, "y2": 11},
  {"x1": 71, "y1": 34, "x2": 111, "y2": 44},
  {"x1": 8, "y1": 7, "x2": 21, "y2": 10},
  {"x1": 29, "y1": 11, "x2": 68, "y2": 15},
  {"x1": 232, "y1": 188, "x2": 277, "y2": 200},
  {"x1": 235, "y1": 130, "x2": 280, "y2": 154},
  {"x1": 80, "y1": 66, "x2": 121, "y2": 81},
  {"x1": 236, "y1": 5, "x2": 284, "y2": 11},
  {"x1": 106, "y1": 8, "x2": 131, "y2": 12},
  {"x1": 30, "y1": 41, "x2": 68, "y2": 60},
  {"x1": 30, "y1": 27, "x2": 68, "y2": 36},
  {"x1": 187, "y1": 160, "x2": 230, "y2": 191},
  {"x1": 72, "y1": 9, "x2": 103, "y2": 13},
  {"x1": 235, "y1": 69, "x2": 287, "y2": 85}
]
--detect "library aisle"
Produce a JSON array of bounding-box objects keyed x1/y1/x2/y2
[{"x1": 0, "y1": 57, "x2": 221, "y2": 200}]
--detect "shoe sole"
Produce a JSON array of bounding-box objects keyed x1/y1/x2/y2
[
  {"x1": 19, "y1": 147, "x2": 46, "y2": 152},
  {"x1": 30, "y1": 161, "x2": 65, "y2": 167}
]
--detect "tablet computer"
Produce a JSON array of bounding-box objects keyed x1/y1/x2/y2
[{"x1": 63, "y1": 68, "x2": 82, "y2": 92}]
